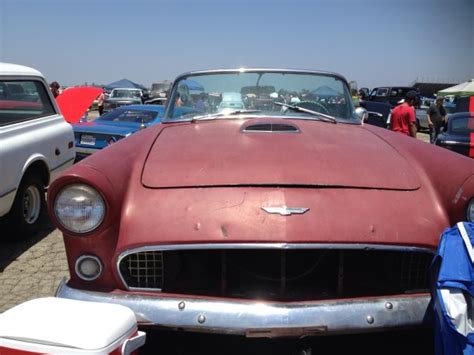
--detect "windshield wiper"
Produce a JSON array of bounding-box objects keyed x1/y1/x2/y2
[
  {"x1": 274, "y1": 102, "x2": 337, "y2": 124},
  {"x1": 190, "y1": 109, "x2": 261, "y2": 122}
]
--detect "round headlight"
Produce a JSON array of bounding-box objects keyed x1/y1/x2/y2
[
  {"x1": 54, "y1": 184, "x2": 106, "y2": 233},
  {"x1": 467, "y1": 199, "x2": 474, "y2": 222}
]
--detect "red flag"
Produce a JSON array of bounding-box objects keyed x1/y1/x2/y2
[{"x1": 56, "y1": 87, "x2": 102, "y2": 124}]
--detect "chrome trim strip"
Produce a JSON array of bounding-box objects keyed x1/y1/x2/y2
[
  {"x1": 57, "y1": 280, "x2": 431, "y2": 337},
  {"x1": 116, "y1": 243, "x2": 434, "y2": 291},
  {"x1": 242, "y1": 128, "x2": 300, "y2": 133},
  {"x1": 440, "y1": 140, "x2": 472, "y2": 147}
]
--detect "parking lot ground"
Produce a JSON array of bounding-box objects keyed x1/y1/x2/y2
[
  {"x1": 0, "y1": 221, "x2": 68, "y2": 313},
  {"x1": 141, "y1": 327, "x2": 434, "y2": 355},
  {"x1": 418, "y1": 131, "x2": 430, "y2": 143}
]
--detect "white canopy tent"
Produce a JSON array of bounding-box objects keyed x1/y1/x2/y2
[{"x1": 438, "y1": 79, "x2": 474, "y2": 97}]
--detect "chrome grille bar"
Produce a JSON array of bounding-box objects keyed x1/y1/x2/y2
[
  {"x1": 122, "y1": 251, "x2": 164, "y2": 290},
  {"x1": 118, "y1": 245, "x2": 434, "y2": 298}
]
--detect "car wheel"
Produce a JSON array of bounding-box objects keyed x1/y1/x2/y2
[{"x1": 6, "y1": 174, "x2": 46, "y2": 239}]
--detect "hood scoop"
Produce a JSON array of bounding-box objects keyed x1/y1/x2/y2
[{"x1": 242, "y1": 122, "x2": 299, "y2": 133}]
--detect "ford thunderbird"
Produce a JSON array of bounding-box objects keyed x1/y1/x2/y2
[{"x1": 49, "y1": 68, "x2": 474, "y2": 338}]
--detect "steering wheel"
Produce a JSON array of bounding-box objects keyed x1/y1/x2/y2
[{"x1": 295, "y1": 100, "x2": 330, "y2": 115}]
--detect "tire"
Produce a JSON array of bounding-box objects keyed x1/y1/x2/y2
[{"x1": 5, "y1": 174, "x2": 46, "y2": 239}]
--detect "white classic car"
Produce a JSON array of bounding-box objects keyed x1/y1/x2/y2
[{"x1": 0, "y1": 62, "x2": 75, "y2": 237}]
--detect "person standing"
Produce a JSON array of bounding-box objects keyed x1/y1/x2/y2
[
  {"x1": 390, "y1": 90, "x2": 418, "y2": 138},
  {"x1": 49, "y1": 81, "x2": 61, "y2": 98},
  {"x1": 97, "y1": 90, "x2": 105, "y2": 116},
  {"x1": 427, "y1": 97, "x2": 447, "y2": 144}
]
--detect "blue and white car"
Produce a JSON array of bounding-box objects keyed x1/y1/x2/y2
[{"x1": 73, "y1": 105, "x2": 165, "y2": 161}]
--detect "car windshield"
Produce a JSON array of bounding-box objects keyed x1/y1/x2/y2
[
  {"x1": 98, "y1": 109, "x2": 158, "y2": 124},
  {"x1": 164, "y1": 70, "x2": 358, "y2": 123},
  {"x1": 111, "y1": 89, "x2": 141, "y2": 98}
]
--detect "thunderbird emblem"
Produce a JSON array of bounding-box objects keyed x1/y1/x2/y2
[{"x1": 261, "y1": 206, "x2": 310, "y2": 216}]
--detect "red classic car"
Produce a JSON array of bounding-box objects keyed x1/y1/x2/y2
[{"x1": 48, "y1": 69, "x2": 474, "y2": 338}]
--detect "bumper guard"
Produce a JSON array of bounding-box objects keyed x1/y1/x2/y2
[{"x1": 56, "y1": 279, "x2": 431, "y2": 338}]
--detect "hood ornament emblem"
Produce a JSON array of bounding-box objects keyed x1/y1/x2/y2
[{"x1": 261, "y1": 206, "x2": 309, "y2": 216}]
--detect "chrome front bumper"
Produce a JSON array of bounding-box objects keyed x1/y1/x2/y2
[{"x1": 56, "y1": 280, "x2": 431, "y2": 338}]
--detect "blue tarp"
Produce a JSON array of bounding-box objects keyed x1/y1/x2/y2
[
  {"x1": 104, "y1": 79, "x2": 146, "y2": 91},
  {"x1": 432, "y1": 222, "x2": 474, "y2": 355}
]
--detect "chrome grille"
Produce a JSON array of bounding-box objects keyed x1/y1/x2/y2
[
  {"x1": 400, "y1": 252, "x2": 433, "y2": 291},
  {"x1": 120, "y1": 251, "x2": 164, "y2": 289},
  {"x1": 118, "y1": 247, "x2": 433, "y2": 300}
]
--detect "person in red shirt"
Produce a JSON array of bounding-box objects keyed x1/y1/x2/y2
[{"x1": 390, "y1": 90, "x2": 418, "y2": 137}]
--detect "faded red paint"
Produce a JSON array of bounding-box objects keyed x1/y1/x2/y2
[
  {"x1": 142, "y1": 119, "x2": 420, "y2": 190},
  {"x1": 48, "y1": 117, "x2": 474, "y2": 291},
  {"x1": 470, "y1": 133, "x2": 474, "y2": 158}
]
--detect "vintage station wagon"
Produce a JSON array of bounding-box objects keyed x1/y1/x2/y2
[{"x1": 49, "y1": 68, "x2": 474, "y2": 337}]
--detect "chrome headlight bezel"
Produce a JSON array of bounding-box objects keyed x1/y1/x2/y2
[
  {"x1": 54, "y1": 183, "x2": 106, "y2": 234},
  {"x1": 467, "y1": 199, "x2": 474, "y2": 222},
  {"x1": 75, "y1": 255, "x2": 103, "y2": 281}
]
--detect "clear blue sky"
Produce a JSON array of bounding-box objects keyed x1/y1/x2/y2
[{"x1": 0, "y1": 0, "x2": 472, "y2": 89}]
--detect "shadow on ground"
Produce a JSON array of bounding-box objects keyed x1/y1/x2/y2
[
  {"x1": 0, "y1": 218, "x2": 56, "y2": 272},
  {"x1": 141, "y1": 328, "x2": 434, "y2": 355}
]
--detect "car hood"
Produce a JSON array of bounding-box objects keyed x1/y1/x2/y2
[
  {"x1": 73, "y1": 121, "x2": 141, "y2": 135},
  {"x1": 142, "y1": 118, "x2": 421, "y2": 190},
  {"x1": 56, "y1": 87, "x2": 103, "y2": 124}
]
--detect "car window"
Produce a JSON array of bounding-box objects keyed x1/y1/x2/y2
[
  {"x1": 111, "y1": 89, "x2": 141, "y2": 98},
  {"x1": 0, "y1": 80, "x2": 55, "y2": 126},
  {"x1": 390, "y1": 88, "x2": 414, "y2": 98},
  {"x1": 451, "y1": 116, "x2": 474, "y2": 135},
  {"x1": 376, "y1": 88, "x2": 389, "y2": 97}
]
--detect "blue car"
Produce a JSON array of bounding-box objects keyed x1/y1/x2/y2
[{"x1": 73, "y1": 105, "x2": 165, "y2": 162}]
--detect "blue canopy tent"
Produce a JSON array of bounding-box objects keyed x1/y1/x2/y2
[
  {"x1": 104, "y1": 79, "x2": 146, "y2": 91},
  {"x1": 311, "y1": 86, "x2": 340, "y2": 97},
  {"x1": 180, "y1": 79, "x2": 204, "y2": 92}
]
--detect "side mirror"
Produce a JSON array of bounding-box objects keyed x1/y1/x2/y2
[{"x1": 355, "y1": 107, "x2": 368, "y2": 122}]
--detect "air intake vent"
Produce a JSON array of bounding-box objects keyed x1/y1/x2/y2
[
  {"x1": 120, "y1": 251, "x2": 164, "y2": 290},
  {"x1": 118, "y1": 248, "x2": 432, "y2": 299},
  {"x1": 243, "y1": 123, "x2": 299, "y2": 133}
]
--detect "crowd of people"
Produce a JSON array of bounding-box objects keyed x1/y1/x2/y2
[
  {"x1": 359, "y1": 89, "x2": 448, "y2": 143},
  {"x1": 49, "y1": 79, "x2": 448, "y2": 144}
]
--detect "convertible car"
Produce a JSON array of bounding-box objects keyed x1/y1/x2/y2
[
  {"x1": 73, "y1": 105, "x2": 164, "y2": 161},
  {"x1": 49, "y1": 69, "x2": 474, "y2": 338}
]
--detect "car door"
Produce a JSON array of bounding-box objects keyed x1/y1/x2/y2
[{"x1": 0, "y1": 77, "x2": 73, "y2": 218}]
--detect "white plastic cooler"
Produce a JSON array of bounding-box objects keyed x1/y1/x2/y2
[{"x1": 0, "y1": 297, "x2": 146, "y2": 354}]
